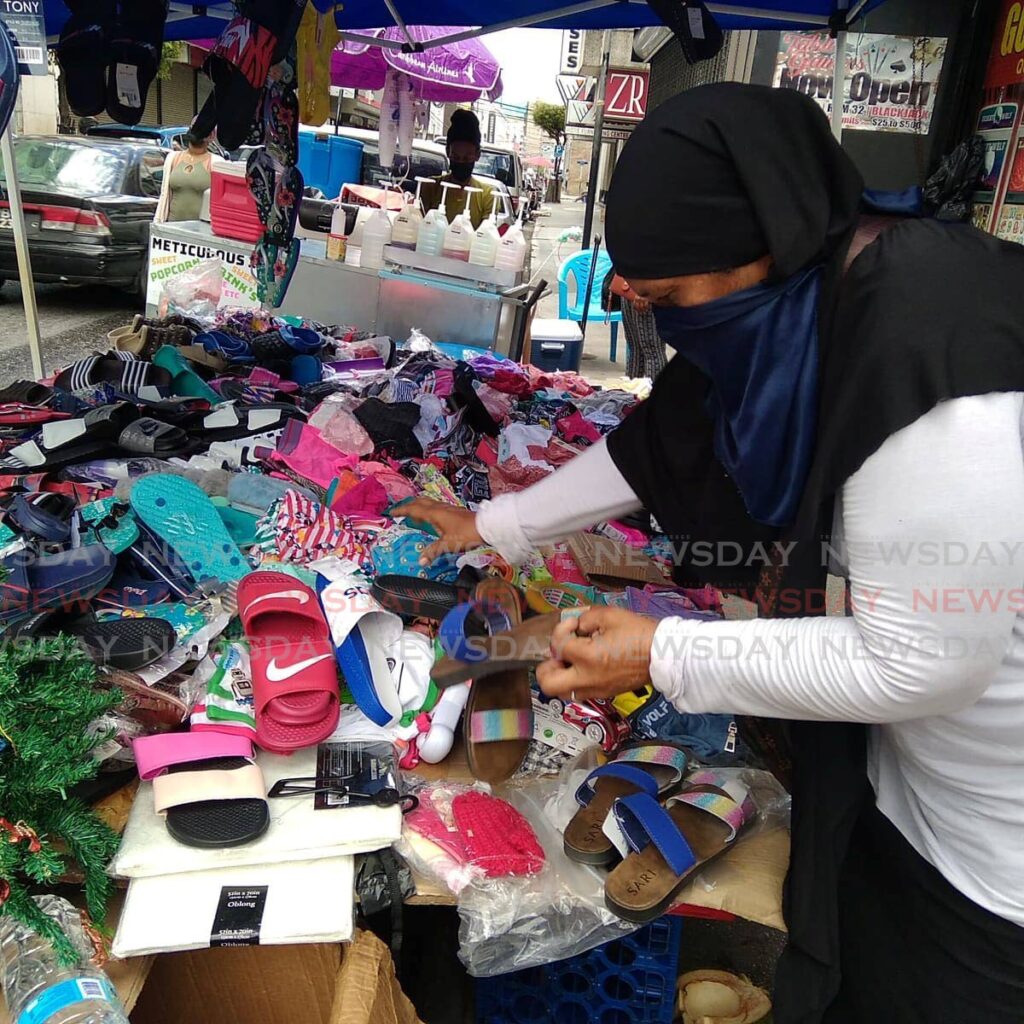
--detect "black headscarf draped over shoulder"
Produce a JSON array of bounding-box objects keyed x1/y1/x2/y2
[
  {"x1": 605, "y1": 84, "x2": 863, "y2": 590},
  {"x1": 605, "y1": 83, "x2": 1024, "y2": 582}
]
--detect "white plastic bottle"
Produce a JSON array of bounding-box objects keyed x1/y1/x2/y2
[
  {"x1": 327, "y1": 202, "x2": 348, "y2": 261},
  {"x1": 443, "y1": 185, "x2": 479, "y2": 262},
  {"x1": 417, "y1": 180, "x2": 457, "y2": 257},
  {"x1": 469, "y1": 192, "x2": 502, "y2": 268},
  {"x1": 392, "y1": 176, "x2": 428, "y2": 249},
  {"x1": 0, "y1": 895, "x2": 130, "y2": 1024},
  {"x1": 360, "y1": 203, "x2": 393, "y2": 270},
  {"x1": 494, "y1": 202, "x2": 528, "y2": 274}
]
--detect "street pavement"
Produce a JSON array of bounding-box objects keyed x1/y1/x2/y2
[
  {"x1": 0, "y1": 281, "x2": 139, "y2": 380},
  {"x1": 0, "y1": 196, "x2": 621, "y2": 383},
  {"x1": 527, "y1": 197, "x2": 625, "y2": 385}
]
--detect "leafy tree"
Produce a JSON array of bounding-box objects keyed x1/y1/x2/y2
[
  {"x1": 158, "y1": 41, "x2": 185, "y2": 81},
  {"x1": 532, "y1": 100, "x2": 566, "y2": 141},
  {"x1": 531, "y1": 100, "x2": 566, "y2": 201}
]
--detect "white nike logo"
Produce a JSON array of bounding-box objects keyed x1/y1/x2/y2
[
  {"x1": 246, "y1": 589, "x2": 311, "y2": 613},
  {"x1": 265, "y1": 653, "x2": 332, "y2": 682}
]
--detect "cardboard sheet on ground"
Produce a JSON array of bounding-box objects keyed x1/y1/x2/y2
[
  {"x1": 112, "y1": 856, "x2": 354, "y2": 956},
  {"x1": 111, "y1": 747, "x2": 401, "y2": 878}
]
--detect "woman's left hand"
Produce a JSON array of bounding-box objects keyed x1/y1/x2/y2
[{"x1": 536, "y1": 607, "x2": 658, "y2": 701}]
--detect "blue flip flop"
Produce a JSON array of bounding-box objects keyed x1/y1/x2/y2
[
  {"x1": 315, "y1": 571, "x2": 403, "y2": 727},
  {"x1": 130, "y1": 473, "x2": 250, "y2": 583}
]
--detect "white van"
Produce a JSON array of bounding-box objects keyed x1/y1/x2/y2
[{"x1": 477, "y1": 143, "x2": 524, "y2": 216}]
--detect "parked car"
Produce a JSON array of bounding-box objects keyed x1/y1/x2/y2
[
  {"x1": 477, "y1": 143, "x2": 525, "y2": 216},
  {"x1": 84, "y1": 123, "x2": 234, "y2": 160},
  {"x1": 472, "y1": 173, "x2": 514, "y2": 228},
  {"x1": 0, "y1": 135, "x2": 166, "y2": 296}
]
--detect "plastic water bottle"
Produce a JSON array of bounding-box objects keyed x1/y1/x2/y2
[
  {"x1": 0, "y1": 895, "x2": 129, "y2": 1024},
  {"x1": 443, "y1": 186, "x2": 479, "y2": 262},
  {"x1": 494, "y1": 201, "x2": 528, "y2": 274},
  {"x1": 360, "y1": 205, "x2": 393, "y2": 270},
  {"x1": 469, "y1": 192, "x2": 502, "y2": 268}
]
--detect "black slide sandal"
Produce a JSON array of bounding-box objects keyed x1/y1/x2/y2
[
  {"x1": 133, "y1": 733, "x2": 270, "y2": 849},
  {"x1": 73, "y1": 615, "x2": 177, "y2": 670},
  {"x1": 164, "y1": 757, "x2": 271, "y2": 849}
]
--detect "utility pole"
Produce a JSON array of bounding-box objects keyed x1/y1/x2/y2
[{"x1": 581, "y1": 30, "x2": 610, "y2": 250}]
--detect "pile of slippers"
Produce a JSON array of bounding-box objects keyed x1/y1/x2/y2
[{"x1": 4, "y1": 306, "x2": 725, "y2": 860}]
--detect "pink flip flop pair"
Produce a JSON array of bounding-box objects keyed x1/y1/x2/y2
[{"x1": 237, "y1": 571, "x2": 340, "y2": 753}]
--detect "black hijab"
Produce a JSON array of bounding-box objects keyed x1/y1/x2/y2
[{"x1": 602, "y1": 83, "x2": 1024, "y2": 1023}]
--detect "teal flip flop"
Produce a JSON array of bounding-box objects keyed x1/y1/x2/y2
[
  {"x1": 80, "y1": 497, "x2": 139, "y2": 554},
  {"x1": 152, "y1": 345, "x2": 220, "y2": 403},
  {"x1": 213, "y1": 501, "x2": 259, "y2": 550},
  {"x1": 130, "y1": 473, "x2": 250, "y2": 583}
]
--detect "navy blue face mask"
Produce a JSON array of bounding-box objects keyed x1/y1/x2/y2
[{"x1": 653, "y1": 265, "x2": 822, "y2": 527}]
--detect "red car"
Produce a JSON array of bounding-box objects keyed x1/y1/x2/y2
[{"x1": 537, "y1": 693, "x2": 632, "y2": 754}]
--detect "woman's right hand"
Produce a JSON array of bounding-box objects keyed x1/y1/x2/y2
[{"x1": 398, "y1": 498, "x2": 483, "y2": 564}]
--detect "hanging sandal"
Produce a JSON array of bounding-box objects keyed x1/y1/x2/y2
[
  {"x1": 603, "y1": 770, "x2": 755, "y2": 923},
  {"x1": 133, "y1": 732, "x2": 270, "y2": 848},
  {"x1": 56, "y1": 0, "x2": 115, "y2": 117},
  {"x1": 564, "y1": 743, "x2": 689, "y2": 866},
  {"x1": 105, "y1": 0, "x2": 168, "y2": 125}
]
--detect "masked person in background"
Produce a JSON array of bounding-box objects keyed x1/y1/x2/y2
[
  {"x1": 403, "y1": 84, "x2": 1024, "y2": 1022},
  {"x1": 421, "y1": 109, "x2": 493, "y2": 230}
]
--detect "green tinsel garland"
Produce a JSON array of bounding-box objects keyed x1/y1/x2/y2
[{"x1": 0, "y1": 635, "x2": 121, "y2": 963}]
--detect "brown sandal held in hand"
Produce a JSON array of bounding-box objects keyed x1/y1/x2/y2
[
  {"x1": 462, "y1": 579, "x2": 535, "y2": 784},
  {"x1": 430, "y1": 609, "x2": 574, "y2": 689},
  {"x1": 603, "y1": 769, "x2": 754, "y2": 923},
  {"x1": 564, "y1": 743, "x2": 689, "y2": 866}
]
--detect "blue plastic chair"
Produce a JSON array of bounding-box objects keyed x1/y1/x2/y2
[{"x1": 557, "y1": 248, "x2": 621, "y2": 362}]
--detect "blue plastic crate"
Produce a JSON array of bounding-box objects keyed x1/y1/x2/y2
[{"x1": 475, "y1": 917, "x2": 683, "y2": 1024}]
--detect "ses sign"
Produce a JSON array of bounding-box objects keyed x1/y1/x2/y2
[{"x1": 561, "y1": 29, "x2": 583, "y2": 74}]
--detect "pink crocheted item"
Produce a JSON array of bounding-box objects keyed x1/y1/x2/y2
[{"x1": 451, "y1": 791, "x2": 545, "y2": 878}]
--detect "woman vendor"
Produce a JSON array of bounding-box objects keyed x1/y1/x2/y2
[
  {"x1": 403, "y1": 84, "x2": 1024, "y2": 1021},
  {"x1": 420, "y1": 109, "x2": 493, "y2": 230}
]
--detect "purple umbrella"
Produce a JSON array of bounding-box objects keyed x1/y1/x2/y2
[{"x1": 331, "y1": 25, "x2": 503, "y2": 102}]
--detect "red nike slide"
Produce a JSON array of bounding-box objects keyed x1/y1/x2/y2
[{"x1": 237, "y1": 570, "x2": 340, "y2": 754}]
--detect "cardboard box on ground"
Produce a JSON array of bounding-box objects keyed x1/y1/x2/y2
[
  {"x1": 0, "y1": 929, "x2": 420, "y2": 1024},
  {"x1": 131, "y1": 929, "x2": 421, "y2": 1024}
]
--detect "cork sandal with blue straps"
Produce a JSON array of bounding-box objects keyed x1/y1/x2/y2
[
  {"x1": 603, "y1": 770, "x2": 755, "y2": 923},
  {"x1": 563, "y1": 743, "x2": 689, "y2": 866}
]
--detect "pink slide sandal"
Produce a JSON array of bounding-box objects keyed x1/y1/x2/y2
[
  {"x1": 237, "y1": 571, "x2": 340, "y2": 753},
  {"x1": 133, "y1": 732, "x2": 269, "y2": 848}
]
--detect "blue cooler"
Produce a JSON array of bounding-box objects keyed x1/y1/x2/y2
[
  {"x1": 529, "y1": 319, "x2": 584, "y2": 372},
  {"x1": 298, "y1": 132, "x2": 363, "y2": 197}
]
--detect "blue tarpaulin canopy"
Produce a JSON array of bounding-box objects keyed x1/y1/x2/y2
[{"x1": 42, "y1": 0, "x2": 886, "y2": 43}]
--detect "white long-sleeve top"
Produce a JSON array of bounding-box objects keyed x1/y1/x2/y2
[{"x1": 477, "y1": 394, "x2": 1024, "y2": 925}]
